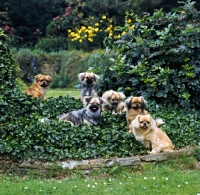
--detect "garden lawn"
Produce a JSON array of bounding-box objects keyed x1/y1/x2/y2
[
  {"x1": 0, "y1": 157, "x2": 199, "y2": 195},
  {"x1": 45, "y1": 88, "x2": 80, "y2": 99}
]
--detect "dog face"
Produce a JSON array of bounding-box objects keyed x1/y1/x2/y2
[
  {"x1": 130, "y1": 115, "x2": 155, "y2": 136},
  {"x1": 84, "y1": 96, "x2": 104, "y2": 112},
  {"x1": 78, "y1": 72, "x2": 99, "y2": 85},
  {"x1": 102, "y1": 90, "x2": 126, "y2": 114},
  {"x1": 102, "y1": 90, "x2": 125, "y2": 106},
  {"x1": 126, "y1": 96, "x2": 147, "y2": 110},
  {"x1": 34, "y1": 75, "x2": 52, "y2": 88}
]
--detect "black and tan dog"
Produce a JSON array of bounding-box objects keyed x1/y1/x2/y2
[
  {"x1": 78, "y1": 72, "x2": 99, "y2": 105},
  {"x1": 125, "y1": 96, "x2": 148, "y2": 132},
  {"x1": 25, "y1": 74, "x2": 52, "y2": 100},
  {"x1": 57, "y1": 96, "x2": 104, "y2": 126}
]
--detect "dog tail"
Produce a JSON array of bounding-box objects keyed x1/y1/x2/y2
[{"x1": 155, "y1": 118, "x2": 165, "y2": 127}]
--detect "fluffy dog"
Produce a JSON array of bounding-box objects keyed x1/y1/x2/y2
[
  {"x1": 129, "y1": 114, "x2": 174, "y2": 154},
  {"x1": 102, "y1": 90, "x2": 126, "y2": 114},
  {"x1": 57, "y1": 96, "x2": 104, "y2": 126},
  {"x1": 125, "y1": 96, "x2": 149, "y2": 133},
  {"x1": 78, "y1": 72, "x2": 99, "y2": 105},
  {"x1": 25, "y1": 74, "x2": 52, "y2": 100}
]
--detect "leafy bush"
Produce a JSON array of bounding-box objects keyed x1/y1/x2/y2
[
  {"x1": 95, "y1": 1, "x2": 200, "y2": 110},
  {"x1": 51, "y1": 74, "x2": 70, "y2": 88},
  {"x1": 35, "y1": 37, "x2": 69, "y2": 52}
]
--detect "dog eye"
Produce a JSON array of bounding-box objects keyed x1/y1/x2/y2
[{"x1": 139, "y1": 121, "x2": 143, "y2": 123}]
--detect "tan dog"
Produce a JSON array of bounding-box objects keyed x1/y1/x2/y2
[
  {"x1": 125, "y1": 96, "x2": 149, "y2": 133},
  {"x1": 78, "y1": 72, "x2": 99, "y2": 105},
  {"x1": 25, "y1": 74, "x2": 52, "y2": 100},
  {"x1": 102, "y1": 90, "x2": 126, "y2": 114},
  {"x1": 130, "y1": 114, "x2": 174, "y2": 154}
]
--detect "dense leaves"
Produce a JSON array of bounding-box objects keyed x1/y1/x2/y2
[{"x1": 96, "y1": 1, "x2": 200, "y2": 110}]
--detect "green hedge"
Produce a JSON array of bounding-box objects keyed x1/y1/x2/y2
[{"x1": 1, "y1": 92, "x2": 199, "y2": 162}]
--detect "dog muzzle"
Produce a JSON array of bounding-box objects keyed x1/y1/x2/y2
[
  {"x1": 112, "y1": 102, "x2": 118, "y2": 106},
  {"x1": 86, "y1": 78, "x2": 93, "y2": 84},
  {"x1": 41, "y1": 82, "x2": 48, "y2": 87},
  {"x1": 142, "y1": 123, "x2": 148, "y2": 129},
  {"x1": 89, "y1": 104, "x2": 99, "y2": 112}
]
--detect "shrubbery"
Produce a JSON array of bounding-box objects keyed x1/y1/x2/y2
[{"x1": 93, "y1": 1, "x2": 200, "y2": 110}]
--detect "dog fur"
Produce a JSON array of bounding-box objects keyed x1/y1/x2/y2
[
  {"x1": 78, "y1": 72, "x2": 99, "y2": 105},
  {"x1": 25, "y1": 74, "x2": 52, "y2": 100},
  {"x1": 102, "y1": 90, "x2": 126, "y2": 114},
  {"x1": 129, "y1": 114, "x2": 174, "y2": 154},
  {"x1": 57, "y1": 96, "x2": 104, "y2": 126},
  {"x1": 125, "y1": 96, "x2": 149, "y2": 132}
]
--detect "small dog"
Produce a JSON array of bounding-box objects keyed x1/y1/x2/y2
[
  {"x1": 57, "y1": 96, "x2": 104, "y2": 126},
  {"x1": 125, "y1": 96, "x2": 149, "y2": 133},
  {"x1": 25, "y1": 74, "x2": 52, "y2": 100},
  {"x1": 102, "y1": 90, "x2": 126, "y2": 114},
  {"x1": 129, "y1": 114, "x2": 174, "y2": 154},
  {"x1": 78, "y1": 72, "x2": 100, "y2": 105}
]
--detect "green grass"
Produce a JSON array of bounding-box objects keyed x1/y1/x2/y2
[
  {"x1": 0, "y1": 157, "x2": 199, "y2": 195},
  {"x1": 46, "y1": 88, "x2": 80, "y2": 99}
]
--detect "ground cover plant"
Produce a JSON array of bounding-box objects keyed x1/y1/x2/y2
[{"x1": 0, "y1": 157, "x2": 199, "y2": 195}]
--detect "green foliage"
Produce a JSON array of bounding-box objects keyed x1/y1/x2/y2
[
  {"x1": 35, "y1": 37, "x2": 69, "y2": 52},
  {"x1": 51, "y1": 74, "x2": 70, "y2": 88},
  {"x1": 12, "y1": 48, "x2": 63, "y2": 83},
  {"x1": 0, "y1": 26, "x2": 199, "y2": 163},
  {"x1": 97, "y1": 1, "x2": 200, "y2": 109},
  {"x1": 0, "y1": 29, "x2": 19, "y2": 93}
]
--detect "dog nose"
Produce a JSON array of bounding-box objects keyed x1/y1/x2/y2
[
  {"x1": 143, "y1": 123, "x2": 147, "y2": 128},
  {"x1": 86, "y1": 78, "x2": 93, "y2": 84}
]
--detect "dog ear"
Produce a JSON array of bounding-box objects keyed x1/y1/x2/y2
[
  {"x1": 118, "y1": 92, "x2": 126, "y2": 100},
  {"x1": 129, "y1": 115, "x2": 140, "y2": 130},
  {"x1": 78, "y1": 72, "x2": 86, "y2": 81},
  {"x1": 92, "y1": 73, "x2": 100, "y2": 82},
  {"x1": 47, "y1": 75, "x2": 53, "y2": 82},
  {"x1": 125, "y1": 96, "x2": 132, "y2": 109},
  {"x1": 84, "y1": 96, "x2": 93, "y2": 104},
  {"x1": 99, "y1": 97, "x2": 105, "y2": 105},
  {"x1": 149, "y1": 115, "x2": 157, "y2": 130},
  {"x1": 34, "y1": 75, "x2": 40, "y2": 82},
  {"x1": 140, "y1": 96, "x2": 148, "y2": 110}
]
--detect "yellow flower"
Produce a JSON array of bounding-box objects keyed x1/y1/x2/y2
[
  {"x1": 67, "y1": 29, "x2": 72, "y2": 33},
  {"x1": 79, "y1": 39, "x2": 82, "y2": 42},
  {"x1": 100, "y1": 20, "x2": 103, "y2": 23},
  {"x1": 81, "y1": 26, "x2": 86, "y2": 30},
  {"x1": 88, "y1": 38, "x2": 93, "y2": 42},
  {"x1": 95, "y1": 23, "x2": 99, "y2": 26},
  {"x1": 102, "y1": 15, "x2": 106, "y2": 19},
  {"x1": 94, "y1": 28, "x2": 99, "y2": 32},
  {"x1": 127, "y1": 19, "x2": 132, "y2": 24},
  {"x1": 91, "y1": 16, "x2": 94, "y2": 19},
  {"x1": 109, "y1": 32, "x2": 113, "y2": 37},
  {"x1": 122, "y1": 31, "x2": 126, "y2": 35}
]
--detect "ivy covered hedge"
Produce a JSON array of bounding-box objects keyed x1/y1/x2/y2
[
  {"x1": 0, "y1": 17, "x2": 200, "y2": 163},
  {"x1": 1, "y1": 94, "x2": 199, "y2": 162},
  {"x1": 94, "y1": 1, "x2": 200, "y2": 110}
]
